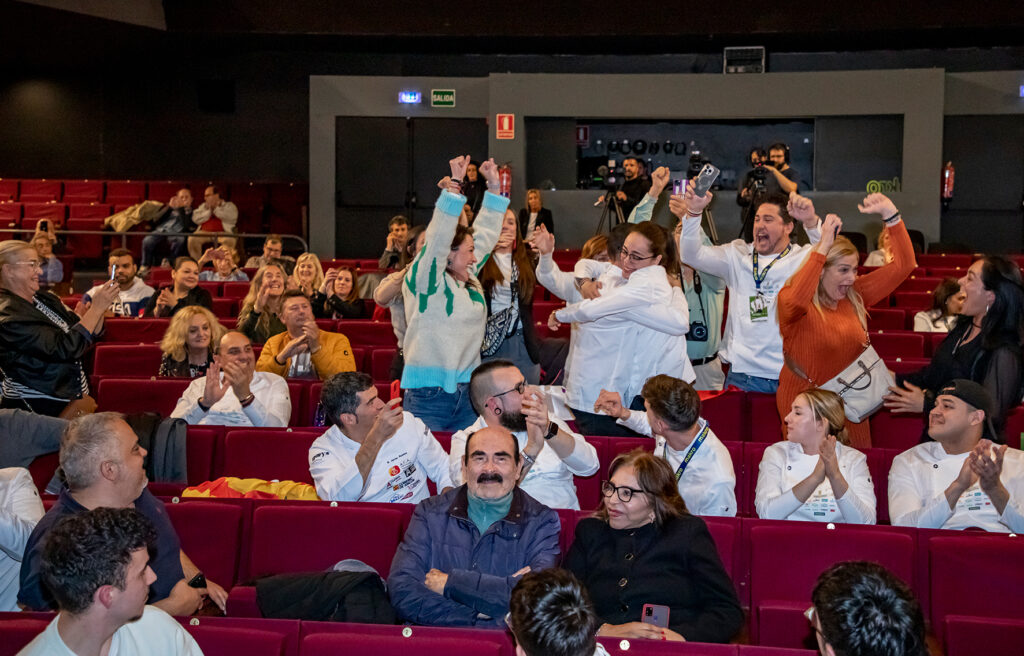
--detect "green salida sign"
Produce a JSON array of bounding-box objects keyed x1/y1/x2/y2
[{"x1": 431, "y1": 89, "x2": 456, "y2": 107}]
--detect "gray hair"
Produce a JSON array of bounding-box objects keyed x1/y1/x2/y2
[{"x1": 59, "y1": 412, "x2": 126, "y2": 491}]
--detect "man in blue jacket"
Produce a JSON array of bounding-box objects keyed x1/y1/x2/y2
[{"x1": 387, "y1": 426, "x2": 561, "y2": 626}]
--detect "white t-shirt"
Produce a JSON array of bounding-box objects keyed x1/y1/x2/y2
[
  {"x1": 525, "y1": 212, "x2": 539, "y2": 240},
  {"x1": 755, "y1": 440, "x2": 876, "y2": 524},
  {"x1": 679, "y1": 216, "x2": 820, "y2": 379},
  {"x1": 490, "y1": 252, "x2": 515, "y2": 313},
  {"x1": 309, "y1": 413, "x2": 453, "y2": 503},
  {"x1": 913, "y1": 309, "x2": 956, "y2": 333},
  {"x1": 888, "y1": 441, "x2": 1024, "y2": 533},
  {"x1": 449, "y1": 415, "x2": 599, "y2": 510},
  {"x1": 0, "y1": 467, "x2": 44, "y2": 612},
  {"x1": 84, "y1": 277, "x2": 155, "y2": 318},
  {"x1": 17, "y1": 606, "x2": 203, "y2": 656},
  {"x1": 171, "y1": 372, "x2": 291, "y2": 427},
  {"x1": 617, "y1": 412, "x2": 737, "y2": 517}
]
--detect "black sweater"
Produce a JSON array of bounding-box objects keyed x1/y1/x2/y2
[{"x1": 565, "y1": 515, "x2": 743, "y2": 643}]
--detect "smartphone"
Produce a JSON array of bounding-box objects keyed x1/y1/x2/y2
[
  {"x1": 390, "y1": 379, "x2": 401, "y2": 401},
  {"x1": 672, "y1": 179, "x2": 687, "y2": 196},
  {"x1": 109, "y1": 263, "x2": 117, "y2": 281},
  {"x1": 692, "y1": 163, "x2": 721, "y2": 197},
  {"x1": 38, "y1": 219, "x2": 49, "y2": 230},
  {"x1": 187, "y1": 572, "x2": 207, "y2": 589},
  {"x1": 642, "y1": 603, "x2": 670, "y2": 628}
]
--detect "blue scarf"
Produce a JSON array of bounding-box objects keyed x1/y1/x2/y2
[{"x1": 467, "y1": 490, "x2": 513, "y2": 534}]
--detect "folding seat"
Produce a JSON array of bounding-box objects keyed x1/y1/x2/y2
[
  {"x1": 266, "y1": 183, "x2": 309, "y2": 235},
  {"x1": 574, "y1": 472, "x2": 603, "y2": 512},
  {"x1": 862, "y1": 447, "x2": 891, "y2": 523},
  {"x1": 105, "y1": 181, "x2": 146, "y2": 205},
  {"x1": 21, "y1": 202, "x2": 67, "y2": 230},
  {"x1": 555, "y1": 507, "x2": 579, "y2": 558},
  {"x1": 96, "y1": 377, "x2": 190, "y2": 416},
  {"x1": 186, "y1": 626, "x2": 286, "y2": 656},
  {"x1": 597, "y1": 639, "x2": 737, "y2": 655},
  {"x1": 891, "y1": 291, "x2": 932, "y2": 311},
  {"x1": 222, "y1": 429, "x2": 318, "y2": 484},
  {"x1": 227, "y1": 182, "x2": 268, "y2": 233},
  {"x1": 703, "y1": 516, "x2": 742, "y2": 599},
  {"x1": 211, "y1": 297, "x2": 236, "y2": 318},
  {"x1": 338, "y1": 320, "x2": 400, "y2": 348},
  {"x1": 371, "y1": 347, "x2": 397, "y2": 382},
  {"x1": 0, "y1": 202, "x2": 22, "y2": 227},
  {"x1": 747, "y1": 393, "x2": 782, "y2": 443},
  {"x1": 916, "y1": 253, "x2": 972, "y2": 268},
  {"x1": 867, "y1": 410, "x2": 922, "y2": 450},
  {"x1": 222, "y1": 281, "x2": 251, "y2": 299},
  {"x1": 741, "y1": 443, "x2": 770, "y2": 516},
  {"x1": 749, "y1": 522, "x2": 915, "y2": 646},
  {"x1": 865, "y1": 307, "x2": 905, "y2": 331},
  {"x1": 65, "y1": 217, "x2": 105, "y2": 258},
  {"x1": 945, "y1": 616, "x2": 1024, "y2": 656},
  {"x1": 0, "y1": 178, "x2": 18, "y2": 201},
  {"x1": 68, "y1": 203, "x2": 112, "y2": 219},
  {"x1": 61, "y1": 180, "x2": 104, "y2": 203},
  {"x1": 92, "y1": 344, "x2": 164, "y2": 377},
  {"x1": 166, "y1": 501, "x2": 244, "y2": 588},
  {"x1": 0, "y1": 618, "x2": 49, "y2": 655},
  {"x1": 869, "y1": 331, "x2": 924, "y2": 359},
  {"x1": 737, "y1": 648, "x2": 815, "y2": 656},
  {"x1": 895, "y1": 276, "x2": 943, "y2": 293},
  {"x1": 185, "y1": 425, "x2": 222, "y2": 485},
  {"x1": 147, "y1": 181, "x2": 190, "y2": 201},
  {"x1": 101, "y1": 318, "x2": 171, "y2": 343},
  {"x1": 929, "y1": 535, "x2": 1024, "y2": 644},
  {"x1": 147, "y1": 267, "x2": 174, "y2": 285},
  {"x1": 285, "y1": 381, "x2": 307, "y2": 427},
  {"x1": 196, "y1": 280, "x2": 222, "y2": 297},
  {"x1": 18, "y1": 179, "x2": 61, "y2": 202},
  {"x1": 924, "y1": 331, "x2": 947, "y2": 356},
  {"x1": 885, "y1": 357, "x2": 929, "y2": 376},
  {"x1": 300, "y1": 633, "x2": 502, "y2": 656},
  {"x1": 701, "y1": 390, "x2": 748, "y2": 441},
  {"x1": 928, "y1": 266, "x2": 967, "y2": 278},
  {"x1": 175, "y1": 617, "x2": 301, "y2": 656},
  {"x1": 532, "y1": 300, "x2": 563, "y2": 323}
]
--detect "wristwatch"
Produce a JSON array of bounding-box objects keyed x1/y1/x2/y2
[{"x1": 544, "y1": 421, "x2": 558, "y2": 440}]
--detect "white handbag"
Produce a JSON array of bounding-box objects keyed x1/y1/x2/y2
[{"x1": 786, "y1": 342, "x2": 894, "y2": 423}]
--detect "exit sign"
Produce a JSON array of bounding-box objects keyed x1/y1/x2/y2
[{"x1": 431, "y1": 89, "x2": 456, "y2": 107}]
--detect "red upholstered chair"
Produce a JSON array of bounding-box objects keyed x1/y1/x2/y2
[
  {"x1": 868, "y1": 410, "x2": 923, "y2": 450},
  {"x1": 749, "y1": 522, "x2": 915, "y2": 647},
  {"x1": 221, "y1": 429, "x2": 318, "y2": 483},
  {"x1": 92, "y1": 344, "x2": 164, "y2": 377},
  {"x1": 866, "y1": 307, "x2": 905, "y2": 331},
  {"x1": 147, "y1": 181, "x2": 189, "y2": 201},
  {"x1": 0, "y1": 179, "x2": 18, "y2": 201},
  {"x1": 223, "y1": 281, "x2": 251, "y2": 298},
  {"x1": 174, "y1": 617, "x2": 301, "y2": 656},
  {"x1": 21, "y1": 202, "x2": 67, "y2": 230},
  {"x1": 18, "y1": 179, "x2": 61, "y2": 202},
  {"x1": 186, "y1": 626, "x2": 286, "y2": 656},
  {"x1": 741, "y1": 442, "x2": 770, "y2": 517},
  {"x1": 703, "y1": 516, "x2": 743, "y2": 602},
  {"x1": 338, "y1": 320, "x2": 400, "y2": 348},
  {"x1": 0, "y1": 618, "x2": 49, "y2": 656},
  {"x1": 105, "y1": 181, "x2": 146, "y2": 205},
  {"x1": 61, "y1": 180, "x2": 104, "y2": 203},
  {"x1": 748, "y1": 393, "x2": 782, "y2": 443},
  {"x1": 102, "y1": 318, "x2": 171, "y2": 343},
  {"x1": 869, "y1": 331, "x2": 924, "y2": 359},
  {"x1": 945, "y1": 616, "x2": 1024, "y2": 656},
  {"x1": 166, "y1": 501, "x2": 244, "y2": 588},
  {"x1": 597, "y1": 638, "x2": 737, "y2": 655},
  {"x1": 862, "y1": 447, "x2": 891, "y2": 523},
  {"x1": 185, "y1": 425, "x2": 221, "y2": 485},
  {"x1": 211, "y1": 297, "x2": 236, "y2": 318},
  {"x1": 702, "y1": 390, "x2": 748, "y2": 442},
  {"x1": 66, "y1": 217, "x2": 105, "y2": 258},
  {"x1": 68, "y1": 202, "x2": 112, "y2": 219},
  {"x1": 371, "y1": 347, "x2": 397, "y2": 382},
  {"x1": 895, "y1": 276, "x2": 943, "y2": 293},
  {"x1": 916, "y1": 253, "x2": 972, "y2": 268},
  {"x1": 885, "y1": 357, "x2": 930, "y2": 376},
  {"x1": 891, "y1": 291, "x2": 932, "y2": 311},
  {"x1": 929, "y1": 535, "x2": 1024, "y2": 644},
  {"x1": 0, "y1": 201, "x2": 21, "y2": 227},
  {"x1": 300, "y1": 633, "x2": 502, "y2": 656},
  {"x1": 738, "y1": 648, "x2": 818, "y2": 656},
  {"x1": 96, "y1": 377, "x2": 191, "y2": 416}
]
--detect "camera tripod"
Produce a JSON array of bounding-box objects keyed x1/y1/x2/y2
[
  {"x1": 738, "y1": 176, "x2": 767, "y2": 242},
  {"x1": 594, "y1": 193, "x2": 625, "y2": 235}
]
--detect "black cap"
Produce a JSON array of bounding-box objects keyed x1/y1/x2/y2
[{"x1": 937, "y1": 379, "x2": 994, "y2": 418}]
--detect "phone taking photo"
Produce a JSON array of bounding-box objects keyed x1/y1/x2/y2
[
  {"x1": 642, "y1": 603, "x2": 670, "y2": 628},
  {"x1": 109, "y1": 263, "x2": 117, "y2": 281},
  {"x1": 692, "y1": 163, "x2": 720, "y2": 197},
  {"x1": 390, "y1": 379, "x2": 401, "y2": 402}
]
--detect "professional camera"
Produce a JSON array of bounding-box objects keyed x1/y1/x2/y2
[
  {"x1": 749, "y1": 162, "x2": 768, "y2": 182},
  {"x1": 688, "y1": 321, "x2": 709, "y2": 342}
]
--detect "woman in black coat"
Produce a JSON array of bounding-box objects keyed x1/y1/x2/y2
[{"x1": 517, "y1": 188, "x2": 554, "y2": 242}]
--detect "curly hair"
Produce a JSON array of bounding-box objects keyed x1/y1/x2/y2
[{"x1": 159, "y1": 305, "x2": 226, "y2": 362}]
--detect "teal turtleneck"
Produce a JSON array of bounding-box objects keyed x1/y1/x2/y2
[{"x1": 467, "y1": 490, "x2": 513, "y2": 534}]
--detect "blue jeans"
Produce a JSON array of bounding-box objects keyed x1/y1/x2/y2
[
  {"x1": 141, "y1": 233, "x2": 186, "y2": 267},
  {"x1": 724, "y1": 370, "x2": 779, "y2": 394},
  {"x1": 403, "y1": 383, "x2": 476, "y2": 432}
]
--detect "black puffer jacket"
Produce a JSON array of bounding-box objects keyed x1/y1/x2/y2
[{"x1": 0, "y1": 289, "x2": 94, "y2": 399}]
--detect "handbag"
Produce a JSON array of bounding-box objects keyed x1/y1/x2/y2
[
  {"x1": 786, "y1": 340, "x2": 894, "y2": 423},
  {"x1": 481, "y1": 259, "x2": 520, "y2": 357}
]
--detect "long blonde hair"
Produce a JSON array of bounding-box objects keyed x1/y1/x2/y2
[
  {"x1": 812, "y1": 236, "x2": 868, "y2": 330},
  {"x1": 799, "y1": 388, "x2": 850, "y2": 445},
  {"x1": 160, "y1": 306, "x2": 226, "y2": 362},
  {"x1": 290, "y1": 252, "x2": 324, "y2": 292},
  {"x1": 239, "y1": 263, "x2": 287, "y2": 334}
]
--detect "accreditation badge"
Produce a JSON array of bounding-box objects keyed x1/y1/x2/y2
[{"x1": 748, "y1": 293, "x2": 769, "y2": 322}]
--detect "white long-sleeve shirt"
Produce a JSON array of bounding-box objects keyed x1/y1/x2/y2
[
  {"x1": 192, "y1": 201, "x2": 239, "y2": 232},
  {"x1": 679, "y1": 216, "x2": 820, "y2": 379},
  {"x1": 171, "y1": 371, "x2": 291, "y2": 427},
  {"x1": 309, "y1": 413, "x2": 452, "y2": 503},
  {"x1": 617, "y1": 411, "x2": 736, "y2": 517},
  {"x1": 888, "y1": 441, "x2": 1024, "y2": 533},
  {"x1": 449, "y1": 415, "x2": 599, "y2": 510},
  {"x1": 755, "y1": 441, "x2": 876, "y2": 524},
  {"x1": 0, "y1": 467, "x2": 44, "y2": 612}
]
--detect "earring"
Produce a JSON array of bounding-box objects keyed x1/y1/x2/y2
[{"x1": 494, "y1": 407, "x2": 502, "y2": 416}]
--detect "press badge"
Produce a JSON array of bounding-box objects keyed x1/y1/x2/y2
[{"x1": 749, "y1": 294, "x2": 769, "y2": 322}]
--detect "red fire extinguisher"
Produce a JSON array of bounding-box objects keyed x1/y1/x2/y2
[
  {"x1": 941, "y1": 161, "x2": 955, "y2": 209},
  {"x1": 498, "y1": 163, "x2": 512, "y2": 198}
]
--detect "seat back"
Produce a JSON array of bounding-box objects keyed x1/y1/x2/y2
[
  {"x1": 93, "y1": 344, "x2": 164, "y2": 377},
  {"x1": 702, "y1": 391, "x2": 748, "y2": 442},
  {"x1": 747, "y1": 394, "x2": 782, "y2": 442},
  {"x1": 102, "y1": 318, "x2": 171, "y2": 343},
  {"x1": 222, "y1": 429, "x2": 319, "y2": 484},
  {"x1": 96, "y1": 378, "x2": 191, "y2": 416},
  {"x1": 166, "y1": 501, "x2": 244, "y2": 587},
  {"x1": 869, "y1": 331, "x2": 925, "y2": 359},
  {"x1": 300, "y1": 630, "x2": 504, "y2": 656},
  {"x1": 186, "y1": 626, "x2": 286, "y2": 656},
  {"x1": 0, "y1": 618, "x2": 49, "y2": 656}
]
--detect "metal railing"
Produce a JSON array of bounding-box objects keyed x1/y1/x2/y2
[{"x1": 0, "y1": 228, "x2": 309, "y2": 253}]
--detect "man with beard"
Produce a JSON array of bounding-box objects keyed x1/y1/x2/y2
[
  {"x1": 450, "y1": 360, "x2": 598, "y2": 510},
  {"x1": 598, "y1": 156, "x2": 650, "y2": 220},
  {"x1": 308, "y1": 372, "x2": 452, "y2": 502},
  {"x1": 82, "y1": 249, "x2": 155, "y2": 317},
  {"x1": 388, "y1": 425, "x2": 561, "y2": 626}
]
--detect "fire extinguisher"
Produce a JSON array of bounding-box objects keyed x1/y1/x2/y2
[
  {"x1": 941, "y1": 161, "x2": 955, "y2": 209},
  {"x1": 498, "y1": 163, "x2": 512, "y2": 198}
]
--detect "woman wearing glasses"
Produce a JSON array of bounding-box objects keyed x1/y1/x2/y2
[
  {"x1": 0, "y1": 240, "x2": 118, "y2": 416},
  {"x1": 565, "y1": 449, "x2": 743, "y2": 644}
]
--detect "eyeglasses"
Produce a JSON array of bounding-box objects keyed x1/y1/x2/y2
[
  {"x1": 492, "y1": 380, "x2": 527, "y2": 399},
  {"x1": 619, "y1": 247, "x2": 655, "y2": 263},
  {"x1": 601, "y1": 480, "x2": 648, "y2": 503},
  {"x1": 13, "y1": 260, "x2": 42, "y2": 270}
]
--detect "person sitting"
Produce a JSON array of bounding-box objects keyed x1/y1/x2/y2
[
  {"x1": 139, "y1": 187, "x2": 195, "y2": 273},
  {"x1": 564, "y1": 449, "x2": 743, "y2": 643},
  {"x1": 31, "y1": 231, "x2": 63, "y2": 291},
  {"x1": 0, "y1": 240, "x2": 117, "y2": 417},
  {"x1": 197, "y1": 240, "x2": 248, "y2": 282},
  {"x1": 808, "y1": 561, "x2": 926, "y2": 656},
  {"x1": 756, "y1": 389, "x2": 876, "y2": 524},
  {"x1": 236, "y1": 262, "x2": 288, "y2": 344},
  {"x1": 244, "y1": 234, "x2": 295, "y2": 273},
  {"x1": 309, "y1": 372, "x2": 452, "y2": 502},
  {"x1": 594, "y1": 375, "x2": 736, "y2": 517},
  {"x1": 378, "y1": 215, "x2": 410, "y2": 270},
  {"x1": 517, "y1": 188, "x2": 553, "y2": 244},
  {"x1": 579, "y1": 234, "x2": 610, "y2": 263},
  {"x1": 142, "y1": 256, "x2": 213, "y2": 318},
  {"x1": 314, "y1": 266, "x2": 367, "y2": 320},
  {"x1": 913, "y1": 277, "x2": 964, "y2": 333},
  {"x1": 888, "y1": 379, "x2": 1024, "y2": 532},
  {"x1": 83, "y1": 248, "x2": 155, "y2": 318},
  {"x1": 187, "y1": 185, "x2": 238, "y2": 259},
  {"x1": 171, "y1": 330, "x2": 290, "y2": 427},
  {"x1": 19, "y1": 413, "x2": 226, "y2": 614},
  {"x1": 387, "y1": 426, "x2": 560, "y2": 627},
  {"x1": 158, "y1": 306, "x2": 227, "y2": 378},
  {"x1": 450, "y1": 360, "x2": 598, "y2": 510},
  {"x1": 256, "y1": 290, "x2": 356, "y2": 380},
  {"x1": 18, "y1": 507, "x2": 204, "y2": 656},
  {"x1": 507, "y1": 569, "x2": 604, "y2": 656},
  {"x1": 863, "y1": 230, "x2": 893, "y2": 267},
  {"x1": 290, "y1": 252, "x2": 324, "y2": 298},
  {"x1": 0, "y1": 466, "x2": 44, "y2": 611}
]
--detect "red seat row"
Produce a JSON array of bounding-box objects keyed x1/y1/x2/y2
[{"x1": 97, "y1": 317, "x2": 398, "y2": 347}]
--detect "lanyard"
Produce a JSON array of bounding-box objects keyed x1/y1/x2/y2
[
  {"x1": 671, "y1": 420, "x2": 710, "y2": 482},
  {"x1": 751, "y1": 245, "x2": 791, "y2": 291}
]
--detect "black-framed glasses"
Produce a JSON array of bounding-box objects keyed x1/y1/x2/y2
[
  {"x1": 492, "y1": 380, "x2": 526, "y2": 399},
  {"x1": 619, "y1": 247, "x2": 655, "y2": 263},
  {"x1": 601, "y1": 480, "x2": 648, "y2": 503}
]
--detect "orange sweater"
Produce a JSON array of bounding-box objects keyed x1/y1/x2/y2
[{"x1": 776, "y1": 221, "x2": 916, "y2": 447}]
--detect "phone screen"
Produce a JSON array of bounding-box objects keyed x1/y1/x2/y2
[{"x1": 110, "y1": 264, "x2": 117, "y2": 281}]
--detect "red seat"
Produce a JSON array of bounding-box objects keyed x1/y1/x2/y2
[
  {"x1": 223, "y1": 281, "x2": 251, "y2": 299},
  {"x1": 371, "y1": 347, "x2": 397, "y2": 382},
  {"x1": 21, "y1": 202, "x2": 67, "y2": 229},
  {"x1": 166, "y1": 501, "x2": 244, "y2": 587},
  {"x1": 0, "y1": 618, "x2": 49, "y2": 656},
  {"x1": 532, "y1": 300, "x2": 564, "y2": 323},
  {"x1": 928, "y1": 266, "x2": 967, "y2": 278},
  {"x1": 93, "y1": 344, "x2": 164, "y2": 377},
  {"x1": 749, "y1": 522, "x2": 915, "y2": 646},
  {"x1": 185, "y1": 425, "x2": 221, "y2": 485},
  {"x1": 105, "y1": 181, "x2": 146, "y2": 205},
  {"x1": 186, "y1": 626, "x2": 286, "y2": 656},
  {"x1": 61, "y1": 180, "x2": 104, "y2": 203},
  {"x1": 945, "y1": 616, "x2": 1024, "y2": 656},
  {"x1": 863, "y1": 447, "x2": 892, "y2": 523},
  {"x1": 747, "y1": 393, "x2": 782, "y2": 443},
  {"x1": 704, "y1": 516, "x2": 742, "y2": 602},
  {"x1": 102, "y1": 318, "x2": 171, "y2": 342},
  {"x1": 68, "y1": 203, "x2": 112, "y2": 219},
  {"x1": 884, "y1": 357, "x2": 929, "y2": 376},
  {"x1": 222, "y1": 429, "x2": 318, "y2": 483},
  {"x1": 868, "y1": 410, "x2": 923, "y2": 450},
  {"x1": 197, "y1": 280, "x2": 222, "y2": 297},
  {"x1": 147, "y1": 267, "x2": 174, "y2": 285},
  {"x1": 598, "y1": 638, "x2": 736, "y2": 654},
  {"x1": 896, "y1": 276, "x2": 943, "y2": 293},
  {"x1": 869, "y1": 331, "x2": 924, "y2": 359},
  {"x1": 866, "y1": 308, "x2": 905, "y2": 331},
  {"x1": 301, "y1": 633, "x2": 502, "y2": 656},
  {"x1": 0, "y1": 179, "x2": 18, "y2": 201},
  {"x1": 0, "y1": 202, "x2": 22, "y2": 227},
  {"x1": 147, "y1": 181, "x2": 190, "y2": 202},
  {"x1": 65, "y1": 217, "x2": 105, "y2": 258},
  {"x1": 923, "y1": 331, "x2": 947, "y2": 356},
  {"x1": 929, "y1": 536, "x2": 1024, "y2": 643},
  {"x1": 96, "y1": 377, "x2": 191, "y2": 416},
  {"x1": 266, "y1": 183, "x2": 308, "y2": 235},
  {"x1": 211, "y1": 297, "x2": 236, "y2": 318},
  {"x1": 891, "y1": 291, "x2": 933, "y2": 311},
  {"x1": 702, "y1": 390, "x2": 748, "y2": 442},
  {"x1": 338, "y1": 320, "x2": 399, "y2": 348},
  {"x1": 174, "y1": 617, "x2": 300, "y2": 656},
  {"x1": 917, "y1": 254, "x2": 972, "y2": 268},
  {"x1": 18, "y1": 179, "x2": 61, "y2": 202},
  {"x1": 741, "y1": 443, "x2": 770, "y2": 516}
]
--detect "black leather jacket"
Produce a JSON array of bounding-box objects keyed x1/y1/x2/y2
[{"x1": 0, "y1": 289, "x2": 94, "y2": 399}]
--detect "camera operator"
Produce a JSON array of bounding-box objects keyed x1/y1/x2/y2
[
  {"x1": 738, "y1": 143, "x2": 798, "y2": 207},
  {"x1": 597, "y1": 156, "x2": 651, "y2": 220},
  {"x1": 737, "y1": 147, "x2": 768, "y2": 207}
]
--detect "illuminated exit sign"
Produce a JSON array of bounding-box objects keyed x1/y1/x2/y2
[{"x1": 431, "y1": 89, "x2": 456, "y2": 107}]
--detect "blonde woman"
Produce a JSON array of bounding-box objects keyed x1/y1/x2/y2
[
  {"x1": 776, "y1": 193, "x2": 916, "y2": 447},
  {"x1": 290, "y1": 252, "x2": 324, "y2": 297},
  {"x1": 755, "y1": 389, "x2": 876, "y2": 524},
  {"x1": 237, "y1": 262, "x2": 287, "y2": 344},
  {"x1": 158, "y1": 305, "x2": 227, "y2": 378},
  {"x1": 517, "y1": 188, "x2": 553, "y2": 242}
]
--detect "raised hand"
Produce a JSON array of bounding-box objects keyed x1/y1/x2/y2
[
  {"x1": 301, "y1": 321, "x2": 321, "y2": 352},
  {"x1": 369, "y1": 398, "x2": 404, "y2": 443},
  {"x1": 91, "y1": 280, "x2": 121, "y2": 309},
  {"x1": 787, "y1": 191, "x2": 817, "y2": 227},
  {"x1": 255, "y1": 278, "x2": 273, "y2": 312},
  {"x1": 858, "y1": 193, "x2": 899, "y2": 219},
  {"x1": 683, "y1": 182, "x2": 713, "y2": 215},
  {"x1": 593, "y1": 389, "x2": 628, "y2": 420},
  {"x1": 818, "y1": 434, "x2": 841, "y2": 479},
  {"x1": 521, "y1": 387, "x2": 550, "y2": 432},
  {"x1": 816, "y1": 213, "x2": 843, "y2": 254},
  {"x1": 649, "y1": 166, "x2": 671, "y2": 196},
  {"x1": 321, "y1": 268, "x2": 339, "y2": 295},
  {"x1": 449, "y1": 155, "x2": 470, "y2": 182},
  {"x1": 528, "y1": 225, "x2": 555, "y2": 255},
  {"x1": 478, "y1": 158, "x2": 500, "y2": 186},
  {"x1": 669, "y1": 194, "x2": 688, "y2": 219},
  {"x1": 201, "y1": 362, "x2": 231, "y2": 408}
]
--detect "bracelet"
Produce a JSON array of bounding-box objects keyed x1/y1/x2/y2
[
  {"x1": 239, "y1": 393, "x2": 256, "y2": 408},
  {"x1": 521, "y1": 451, "x2": 537, "y2": 466},
  {"x1": 685, "y1": 210, "x2": 702, "y2": 218},
  {"x1": 883, "y1": 211, "x2": 901, "y2": 225}
]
